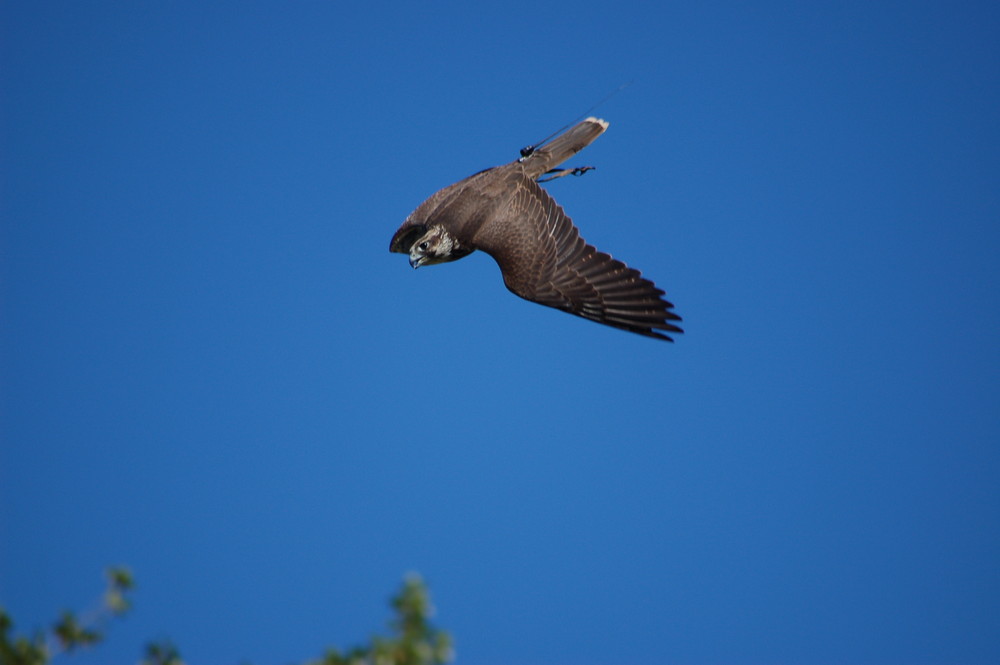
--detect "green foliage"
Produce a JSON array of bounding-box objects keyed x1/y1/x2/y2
[
  {"x1": 51, "y1": 612, "x2": 100, "y2": 651},
  {"x1": 0, "y1": 570, "x2": 451, "y2": 665},
  {"x1": 140, "y1": 640, "x2": 184, "y2": 665},
  {"x1": 0, "y1": 611, "x2": 48, "y2": 665},
  {"x1": 311, "y1": 574, "x2": 453, "y2": 665},
  {"x1": 104, "y1": 568, "x2": 135, "y2": 616},
  {"x1": 1, "y1": 566, "x2": 134, "y2": 665}
]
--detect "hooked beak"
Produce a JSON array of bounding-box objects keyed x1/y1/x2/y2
[{"x1": 409, "y1": 254, "x2": 423, "y2": 269}]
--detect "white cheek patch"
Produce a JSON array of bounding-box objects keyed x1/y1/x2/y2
[{"x1": 436, "y1": 234, "x2": 454, "y2": 255}]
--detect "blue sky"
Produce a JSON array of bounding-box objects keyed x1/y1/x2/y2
[{"x1": 2, "y1": 2, "x2": 998, "y2": 664}]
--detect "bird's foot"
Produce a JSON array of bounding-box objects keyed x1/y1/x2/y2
[{"x1": 537, "y1": 166, "x2": 595, "y2": 183}]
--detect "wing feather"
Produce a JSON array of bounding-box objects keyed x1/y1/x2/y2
[{"x1": 472, "y1": 176, "x2": 682, "y2": 341}]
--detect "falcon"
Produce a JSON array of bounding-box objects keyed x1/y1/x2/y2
[{"x1": 389, "y1": 117, "x2": 682, "y2": 341}]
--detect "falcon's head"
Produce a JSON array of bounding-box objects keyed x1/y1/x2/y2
[{"x1": 403, "y1": 225, "x2": 470, "y2": 269}]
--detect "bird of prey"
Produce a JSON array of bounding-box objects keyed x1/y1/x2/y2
[{"x1": 389, "y1": 117, "x2": 682, "y2": 341}]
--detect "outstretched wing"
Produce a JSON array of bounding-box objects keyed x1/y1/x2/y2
[{"x1": 473, "y1": 176, "x2": 683, "y2": 341}]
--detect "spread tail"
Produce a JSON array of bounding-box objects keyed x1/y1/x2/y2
[{"x1": 519, "y1": 117, "x2": 608, "y2": 179}]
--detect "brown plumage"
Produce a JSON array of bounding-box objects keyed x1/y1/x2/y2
[{"x1": 389, "y1": 117, "x2": 682, "y2": 341}]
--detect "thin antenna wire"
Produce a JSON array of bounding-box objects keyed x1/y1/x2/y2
[{"x1": 520, "y1": 80, "x2": 634, "y2": 159}]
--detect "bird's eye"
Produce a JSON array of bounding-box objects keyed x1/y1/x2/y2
[{"x1": 418, "y1": 241, "x2": 429, "y2": 251}]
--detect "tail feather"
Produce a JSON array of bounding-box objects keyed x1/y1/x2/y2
[{"x1": 519, "y1": 117, "x2": 608, "y2": 179}]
